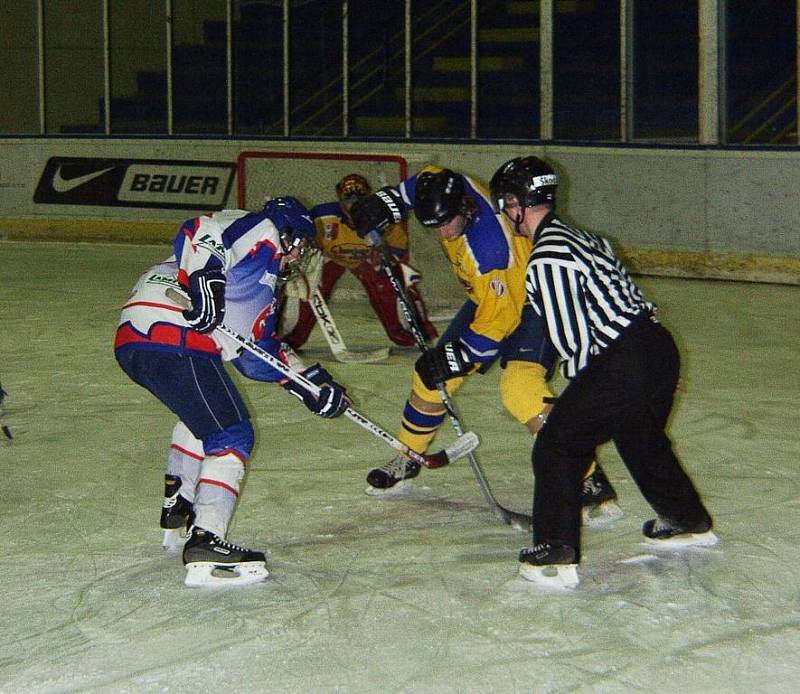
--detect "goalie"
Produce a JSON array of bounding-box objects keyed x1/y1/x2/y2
[{"x1": 280, "y1": 173, "x2": 437, "y2": 350}]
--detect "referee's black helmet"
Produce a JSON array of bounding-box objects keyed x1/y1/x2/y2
[
  {"x1": 490, "y1": 156, "x2": 558, "y2": 212},
  {"x1": 413, "y1": 169, "x2": 467, "y2": 227}
]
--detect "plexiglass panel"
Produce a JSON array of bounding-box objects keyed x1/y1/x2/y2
[
  {"x1": 348, "y1": 0, "x2": 406, "y2": 138},
  {"x1": 172, "y1": 0, "x2": 228, "y2": 134},
  {"x1": 633, "y1": 1, "x2": 698, "y2": 142},
  {"x1": 726, "y1": 0, "x2": 796, "y2": 145},
  {"x1": 477, "y1": 0, "x2": 540, "y2": 139},
  {"x1": 288, "y1": 0, "x2": 343, "y2": 136},
  {"x1": 553, "y1": 1, "x2": 620, "y2": 140},
  {"x1": 109, "y1": 0, "x2": 168, "y2": 133}
]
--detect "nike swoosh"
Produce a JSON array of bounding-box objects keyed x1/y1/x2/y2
[{"x1": 52, "y1": 166, "x2": 115, "y2": 193}]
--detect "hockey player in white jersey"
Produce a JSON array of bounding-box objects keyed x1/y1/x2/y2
[{"x1": 114, "y1": 197, "x2": 350, "y2": 587}]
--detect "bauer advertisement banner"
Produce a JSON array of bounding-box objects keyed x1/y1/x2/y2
[{"x1": 34, "y1": 156, "x2": 236, "y2": 210}]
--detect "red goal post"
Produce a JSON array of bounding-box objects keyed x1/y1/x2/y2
[{"x1": 236, "y1": 151, "x2": 409, "y2": 212}]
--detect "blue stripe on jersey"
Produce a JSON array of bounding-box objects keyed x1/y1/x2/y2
[
  {"x1": 311, "y1": 201, "x2": 341, "y2": 218},
  {"x1": 222, "y1": 209, "x2": 269, "y2": 247},
  {"x1": 460, "y1": 327, "x2": 501, "y2": 363}
]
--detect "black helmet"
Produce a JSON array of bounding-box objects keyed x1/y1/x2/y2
[
  {"x1": 413, "y1": 169, "x2": 467, "y2": 227},
  {"x1": 490, "y1": 156, "x2": 558, "y2": 213}
]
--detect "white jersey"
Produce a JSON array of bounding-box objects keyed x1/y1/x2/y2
[{"x1": 115, "y1": 209, "x2": 286, "y2": 364}]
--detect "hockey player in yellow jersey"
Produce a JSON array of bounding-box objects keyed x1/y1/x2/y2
[
  {"x1": 281, "y1": 173, "x2": 436, "y2": 350},
  {"x1": 351, "y1": 166, "x2": 619, "y2": 517}
]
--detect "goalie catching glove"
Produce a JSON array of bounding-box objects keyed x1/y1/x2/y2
[
  {"x1": 350, "y1": 186, "x2": 405, "y2": 238},
  {"x1": 282, "y1": 363, "x2": 350, "y2": 418},
  {"x1": 415, "y1": 340, "x2": 474, "y2": 390},
  {"x1": 182, "y1": 269, "x2": 226, "y2": 334}
]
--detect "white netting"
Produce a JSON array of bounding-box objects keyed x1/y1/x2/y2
[
  {"x1": 237, "y1": 150, "x2": 462, "y2": 308},
  {"x1": 237, "y1": 151, "x2": 408, "y2": 210}
]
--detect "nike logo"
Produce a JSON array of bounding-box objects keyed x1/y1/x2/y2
[{"x1": 52, "y1": 165, "x2": 114, "y2": 192}]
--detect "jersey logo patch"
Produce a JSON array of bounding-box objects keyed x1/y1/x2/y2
[
  {"x1": 490, "y1": 279, "x2": 506, "y2": 297},
  {"x1": 324, "y1": 222, "x2": 338, "y2": 240}
]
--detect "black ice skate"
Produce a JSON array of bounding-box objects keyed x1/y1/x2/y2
[
  {"x1": 160, "y1": 475, "x2": 195, "y2": 550},
  {"x1": 518, "y1": 543, "x2": 579, "y2": 590},
  {"x1": 581, "y1": 464, "x2": 623, "y2": 525},
  {"x1": 642, "y1": 515, "x2": 718, "y2": 549},
  {"x1": 365, "y1": 455, "x2": 421, "y2": 495},
  {"x1": 182, "y1": 526, "x2": 269, "y2": 587}
]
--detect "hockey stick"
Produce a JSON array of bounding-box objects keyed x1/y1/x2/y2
[
  {"x1": 166, "y1": 288, "x2": 477, "y2": 470},
  {"x1": 309, "y1": 287, "x2": 390, "y2": 364},
  {"x1": 368, "y1": 234, "x2": 532, "y2": 531}
]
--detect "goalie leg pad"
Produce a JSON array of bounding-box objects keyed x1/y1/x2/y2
[
  {"x1": 283, "y1": 261, "x2": 346, "y2": 349},
  {"x1": 355, "y1": 262, "x2": 418, "y2": 346}
]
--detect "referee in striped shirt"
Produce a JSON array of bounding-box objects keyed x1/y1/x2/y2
[{"x1": 490, "y1": 156, "x2": 716, "y2": 589}]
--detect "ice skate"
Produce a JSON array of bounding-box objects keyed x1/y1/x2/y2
[
  {"x1": 182, "y1": 526, "x2": 269, "y2": 587},
  {"x1": 160, "y1": 475, "x2": 195, "y2": 551},
  {"x1": 365, "y1": 455, "x2": 421, "y2": 495},
  {"x1": 581, "y1": 465, "x2": 623, "y2": 526},
  {"x1": 642, "y1": 516, "x2": 718, "y2": 549},
  {"x1": 518, "y1": 543, "x2": 579, "y2": 590}
]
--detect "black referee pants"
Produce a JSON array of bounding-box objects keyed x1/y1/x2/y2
[{"x1": 532, "y1": 315, "x2": 712, "y2": 556}]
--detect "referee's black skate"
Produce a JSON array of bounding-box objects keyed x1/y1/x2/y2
[
  {"x1": 581, "y1": 464, "x2": 623, "y2": 525},
  {"x1": 518, "y1": 543, "x2": 579, "y2": 590},
  {"x1": 160, "y1": 475, "x2": 195, "y2": 550},
  {"x1": 642, "y1": 515, "x2": 718, "y2": 548},
  {"x1": 182, "y1": 526, "x2": 269, "y2": 587},
  {"x1": 365, "y1": 455, "x2": 421, "y2": 495}
]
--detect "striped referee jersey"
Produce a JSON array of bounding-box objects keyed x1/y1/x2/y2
[{"x1": 526, "y1": 213, "x2": 655, "y2": 378}]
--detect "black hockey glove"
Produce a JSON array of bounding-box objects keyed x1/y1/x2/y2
[
  {"x1": 415, "y1": 341, "x2": 473, "y2": 390},
  {"x1": 182, "y1": 269, "x2": 226, "y2": 334},
  {"x1": 350, "y1": 186, "x2": 405, "y2": 238},
  {"x1": 282, "y1": 363, "x2": 350, "y2": 418}
]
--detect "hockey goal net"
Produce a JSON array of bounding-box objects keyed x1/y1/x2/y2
[
  {"x1": 236, "y1": 149, "x2": 460, "y2": 311},
  {"x1": 236, "y1": 151, "x2": 408, "y2": 210}
]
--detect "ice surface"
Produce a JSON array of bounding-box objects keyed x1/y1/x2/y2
[{"x1": 1, "y1": 241, "x2": 799, "y2": 693}]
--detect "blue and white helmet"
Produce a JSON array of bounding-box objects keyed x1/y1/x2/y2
[
  {"x1": 262, "y1": 196, "x2": 316, "y2": 281},
  {"x1": 262, "y1": 196, "x2": 315, "y2": 255}
]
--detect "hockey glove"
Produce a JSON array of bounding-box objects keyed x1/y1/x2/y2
[
  {"x1": 415, "y1": 341, "x2": 473, "y2": 390},
  {"x1": 282, "y1": 363, "x2": 350, "y2": 418},
  {"x1": 351, "y1": 186, "x2": 405, "y2": 238},
  {"x1": 182, "y1": 269, "x2": 226, "y2": 334}
]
